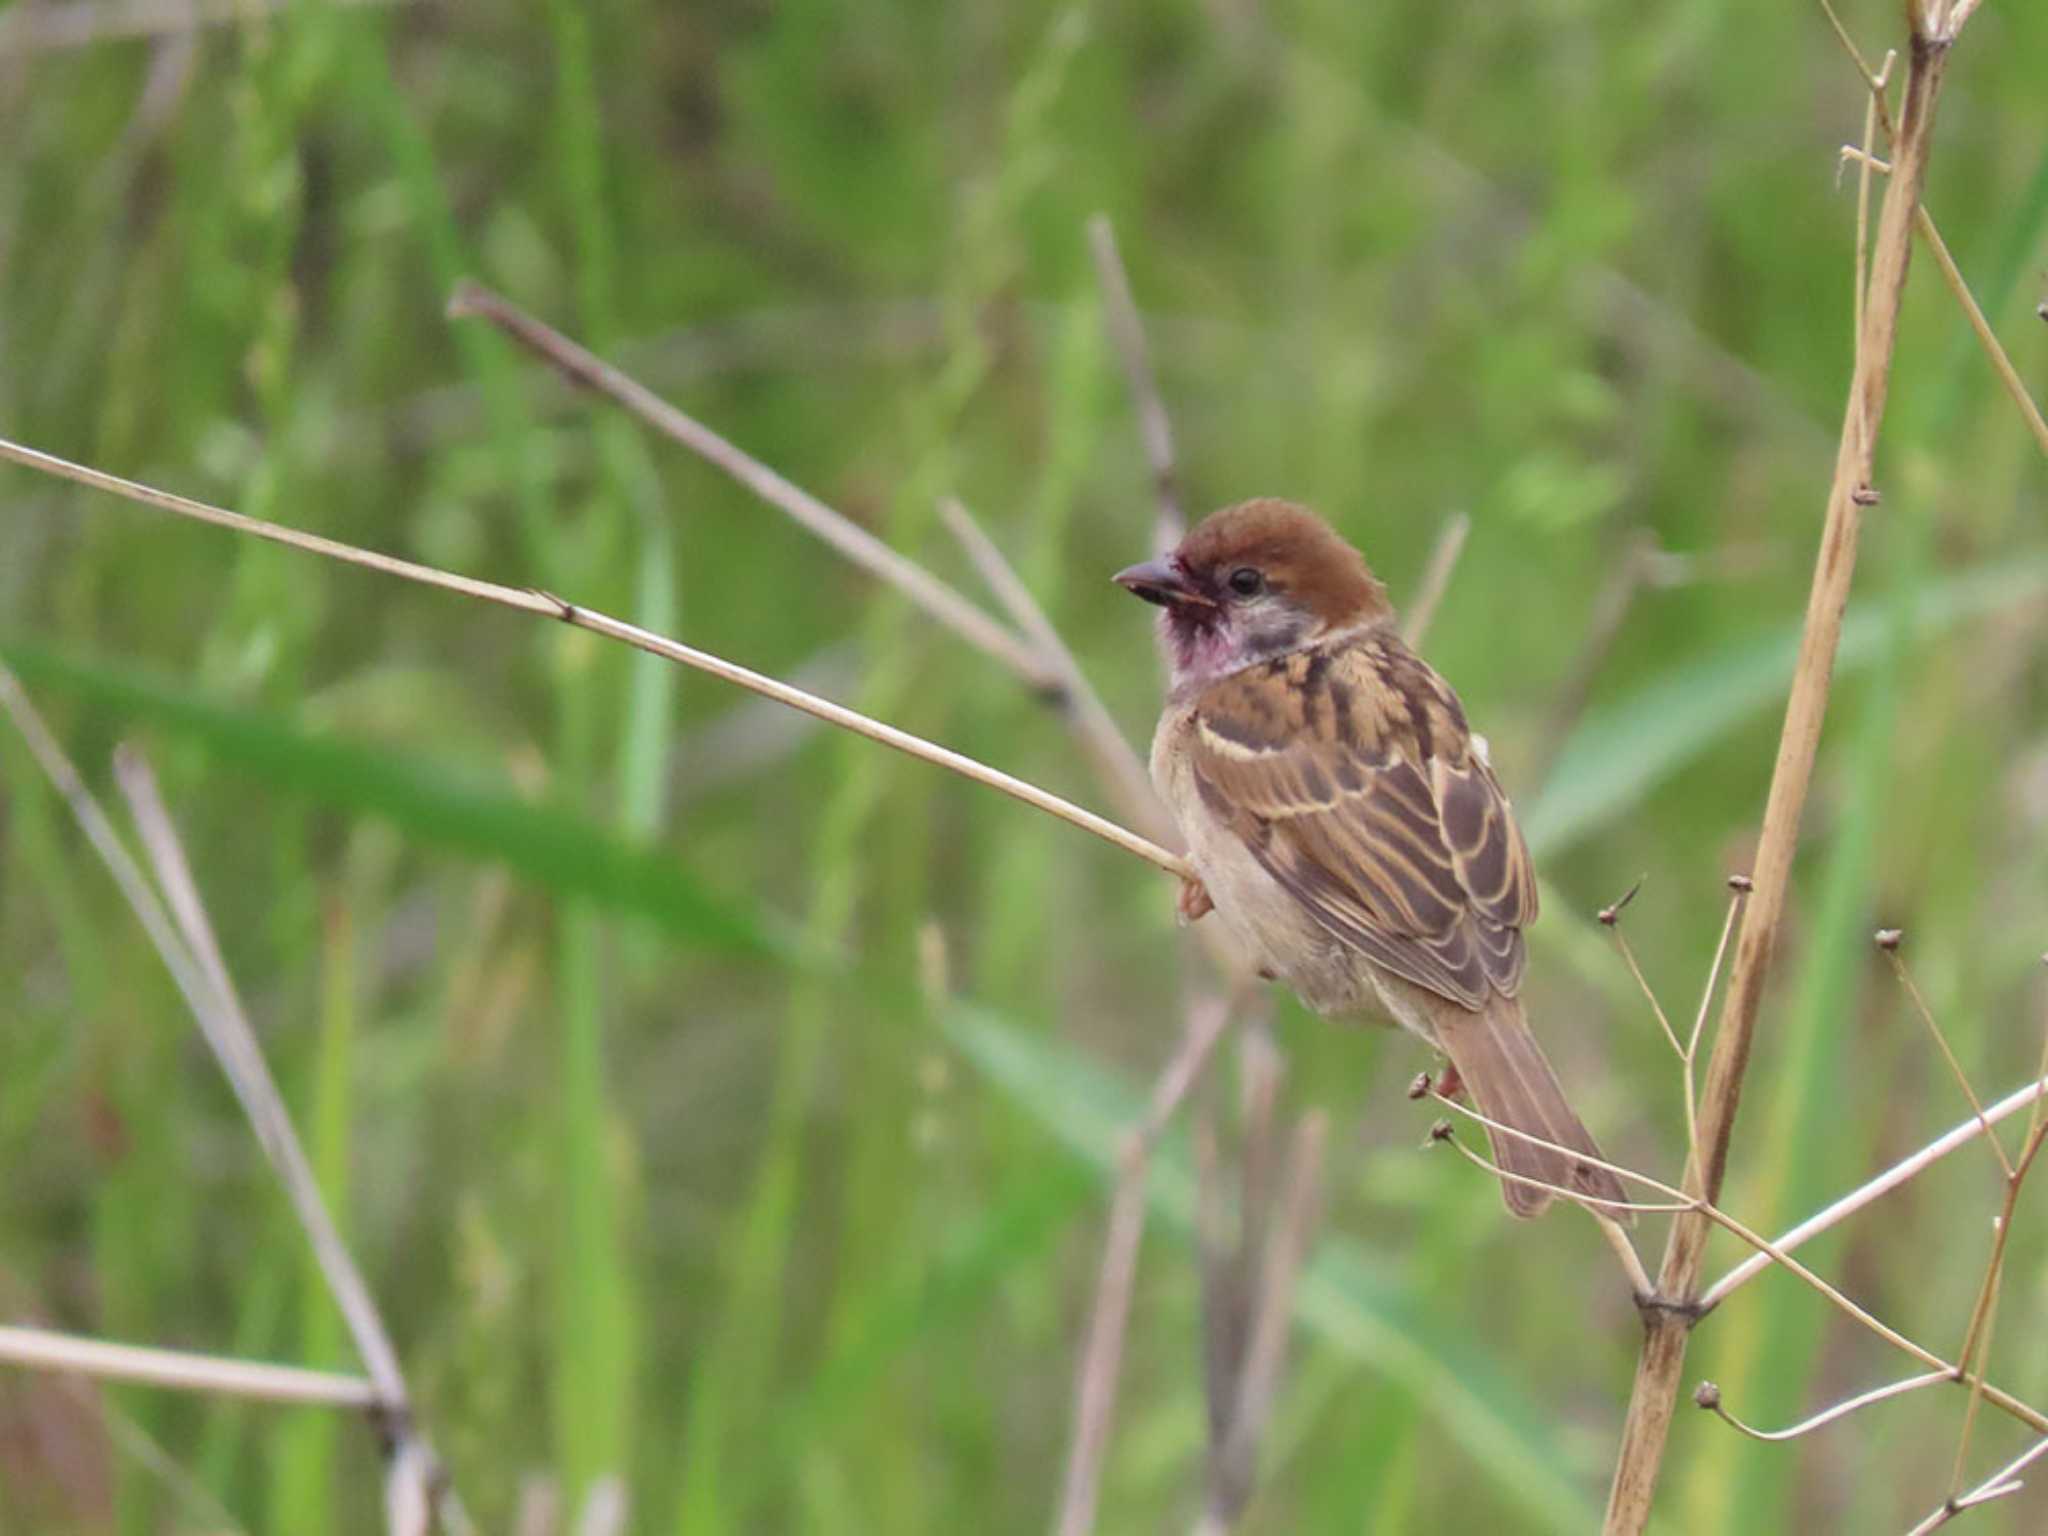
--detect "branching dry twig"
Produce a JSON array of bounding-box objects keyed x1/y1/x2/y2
[
  {"x1": 1703, "y1": 1071, "x2": 2048, "y2": 1309},
  {"x1": 1878, "y1": 933, "x2": 2012, "y2": 1176},
  {"x1": 1426, "y1": 1107, "x2": 2048, "y2": 1439},
  {"x1": 0, "y1": 671, "x2": 466, "y2": 1533},
  {"x1": 1906, "y1": 1432, "x2": 2048, "y2": 1535},
  {"x1": 1602, "y1": 10, "x2": 1975, "y2": 1526}
]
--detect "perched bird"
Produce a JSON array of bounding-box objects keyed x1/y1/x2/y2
[{"x1": 1116, "y1": 499, "x2": 1627, "y2": 1219}]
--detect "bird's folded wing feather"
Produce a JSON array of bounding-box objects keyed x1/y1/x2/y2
[{"x1": 1185, "y1": 633, "x2": 1537, "y2": 1009}]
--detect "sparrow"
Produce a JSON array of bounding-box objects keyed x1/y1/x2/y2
[{"x1": 1116, "y1": 499, "x2": 1627, "y2": 1220}]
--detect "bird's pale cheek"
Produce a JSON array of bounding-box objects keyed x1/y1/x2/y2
[{"x1": 1242, "y1": 604, "x2": 1313, "y2": 660}]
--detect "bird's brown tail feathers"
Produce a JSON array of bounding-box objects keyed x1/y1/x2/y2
[{"x1": 1435, "y1": 998, "x2": 1632, "y2": 1223}]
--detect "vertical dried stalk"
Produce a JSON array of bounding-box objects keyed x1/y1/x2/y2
[
  {"x1": 1053, "y1": 1001, "x2": 1234, "y2": 1536},
  {"x1": 1602, "y1": 13, "x2": 1966, "y2": 1531}
]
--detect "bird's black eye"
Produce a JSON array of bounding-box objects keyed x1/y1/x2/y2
[{"x1": 1227, "y1": 566, "x2": 1264, "y2": 597}]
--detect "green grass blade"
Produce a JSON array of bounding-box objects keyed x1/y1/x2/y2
[
  {"x1": 0, "y1": 642, "x2": 798, "y2": 962},
  {"x1": 1524, "y1": 557, "x2": 2048, "y2": 856}
]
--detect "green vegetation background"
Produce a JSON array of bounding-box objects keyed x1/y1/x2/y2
[{"x1": 3, "y1": 0, "x2": 2047, "y2": 1530}]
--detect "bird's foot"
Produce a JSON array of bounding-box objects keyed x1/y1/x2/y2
[{"x1": 1176, "y1": 874, "x2": 1215, "y2": 926}]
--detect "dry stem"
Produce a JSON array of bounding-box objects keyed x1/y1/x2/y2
[
  {"x1": 1200, "y1": 1112, "x2": 1327, "y2": 1532},
  {"x1": 0, "y1": 671, "x2": 465, "y2": 1533},
  {"x1": 1429, "y1": 1107, "x2": 2048, "y2": 1440},
  {"x1": 0, "y1": 436, "x2": 1191, "y2": 882},
  {"x1": 938, "y1": 496, "x2": 1172, "y2": 847},
  {"x1": 1703, "y1": 1072, "x2": 2048, "y2": 1309},
  {"x1": 0, "y1": 1325, "x2": 378, "y2": 1408},
  {"x1": 1602, "y1": 14, "x2": 1967, "y2": 1528},
  {"x1": 1906, "y1": 1432, "x2": 2048, "y2": 1535},
  {"x1": 1054, "y1": 1000, "x2": 1234, "y2": 1536},
  {"x1": 1696, "y1": 1369, "x2": 1949, "y2": 1443},
  {"x1": 443, "y1": 281, "x2": 1058, "y2": 689},
  {"x1": 1399, "y1": 511, "x2": 1470, "y2": 650},
  {"x1": 1087, "y1": 214, "x2": 1186, "y2": 552}
]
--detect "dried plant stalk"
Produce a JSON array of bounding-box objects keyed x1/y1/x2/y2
[
  {"x1": 0, "y1": 1325, "x2": 377, "y2": 1409},
  {"x1": 1603, "y1": 16, "x2": 1970, "y2": 1527},
  {"x1": 0, "y1": 437, "x2": 1191, "y2": 883}
]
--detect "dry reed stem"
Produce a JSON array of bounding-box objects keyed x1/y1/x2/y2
[
  {"x1": 1086, "y1": 215, "x2": 1186, "y2": 553},
  {"x1": 1601, "y1": 13, "x2": 1968, "y2": 1528},
  {"x1": 0, "y1": 436, "x2": 1192, "y2": 882},
  {"x1": 442, "y1": 282, "x2": 1058, "y2": 690},
  {"x1": 112, "y1": 750, "x2": 416, "y2": 1410},
  {"x1": 1703, "y1": 1072, "x2": 2048, "y2": 1308},
  {"x1": 1053, "y1": 1000, "x2": 1234, "y2": 1536},
  {"x1": 938, "y1": 496, "x2": 1174, "y2": 847},
  {"x1": 0, "y1": 672, "x2": 468, "y2": 1533},
  {"x1": 1398, "y1": 511, "x2": 1470, "y2": 651},
  {"x1": 1200, "y1": 1112, "x2": 1327, "y2": 1533},
  {"x1": 0, "y1": 1325, "x2": 377, "y2": 1408}
]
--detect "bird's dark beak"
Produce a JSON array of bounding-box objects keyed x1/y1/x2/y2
[{"x1": 1114, "y1": 557, "x2": 1213, "y2": 609}]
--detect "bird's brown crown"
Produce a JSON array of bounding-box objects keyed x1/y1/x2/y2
[{"x1": 1174, "y1": 499, "x2": 1391, "y2": 629}]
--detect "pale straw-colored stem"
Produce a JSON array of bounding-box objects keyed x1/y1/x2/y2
[
  {"x1": 0, "y1": 1325, "x2": 377, "y2": 1409},
  {"x1": 1429, "y1": 1102, "x2": 2048, "y2": 1439},
  {"x1": 1399, "y1": 511, "x2": 1471, "y2": 651},
  {"x1": 938, "y1": 496, "x2": 1173, "y2": 847},
  {"x1": 1602, "y1": 17, "x2": 1968, "y2": 1527},
  {"x1": 1054, "y1": 999, "x2": 1234, "y2": 1536},
  {"x1": 0, "y1": 436, "x2": 1191, "y2": 882},
  {"x1": 444, "y1": 281, "x2": 1059, "y2": 689},
  {"x1": 1697, "y1": 1369, "x2": 1949, "y2": 1443},
  {"x1": 1701, "y1": 1073, "x2": 2048, "y2": 1310},
  {"x1": 1086, "y1": 215, "x2": 1186, "y2": 553}
]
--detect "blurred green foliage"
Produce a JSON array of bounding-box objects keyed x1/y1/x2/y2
[{"x1": 3, "y1": 0, "x2": 2047, "y2": 1531}]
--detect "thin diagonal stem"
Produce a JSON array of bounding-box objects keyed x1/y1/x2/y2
[
  {"x1": 1055, "y1": 999, "x2": 1234, "y2": 1536},
  {"x1": 443, "y1": 282, "x2": 1058, "y2": 689},
  {"x1": 1400, "y1": 511, "x2": 1470, "y2": 650},
  {"x1": 938, "y1": 496, "x2": 1171, "y2": 846},
  {"x1": 111, "y1": 749, "x2": 412, "y2": 1406},
  {"x1": 0, "y1": 436, "x2": 1192, "y2": 882},
  {"x1": 1428, "y1": 1102, "x2": 2048, "y2": 1439},
  {"x1": 1704, "y1": 1073, "x2": 2048, "y2": 1309},
  {"x1": 1906, "y1": 1432, "x2": 2048, "y2": 1535},
  {"x1": 1883, "y1": 946, "x2": 2011, "y2": 1177},
  {"x1": 1087, "y1": 215, "x2": 1185, "y2": 552},
  {"x1": 1836, "y1": 149, "x2": 2048, "y2": 461},
  {"x1": 0, "y1": 1325, "x2": 377, "y2": 1409}
]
